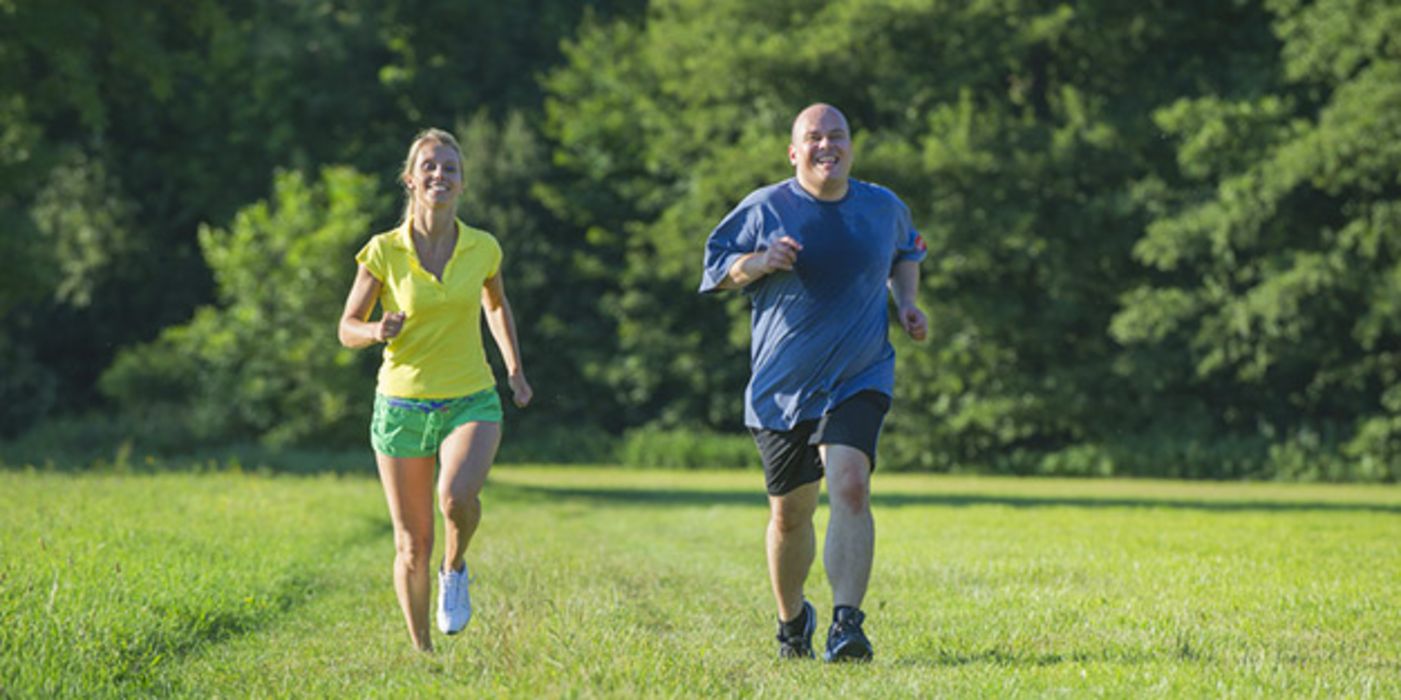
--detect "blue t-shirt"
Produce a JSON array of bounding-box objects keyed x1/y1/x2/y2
[{"x1": 699, "y1": 178, "x2": 927, "y2": 430}]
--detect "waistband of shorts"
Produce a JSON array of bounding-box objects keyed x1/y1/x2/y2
[{"x1": 377, "y1": 391, "x2": 485, "y2": 413}]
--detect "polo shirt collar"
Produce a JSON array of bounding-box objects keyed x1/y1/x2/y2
[{"x1": 393, "y1": 218, "x2": 479, "y2": 254}]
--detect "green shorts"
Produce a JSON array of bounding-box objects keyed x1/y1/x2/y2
[{"x1": 370, "y1": 389, "x2": 503, "y2": 458}]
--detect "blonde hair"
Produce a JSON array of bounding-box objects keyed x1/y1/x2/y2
[{"x1": 398, "y1": 127, "x2": 465, "y2": 226}]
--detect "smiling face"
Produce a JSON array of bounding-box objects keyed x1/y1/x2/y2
[
  {"x1": 788, "y1": 104, "x2": 852, "y2": 201},
  {"x1": 404, "y1": 140, "x2": 463, "y2": 213}
]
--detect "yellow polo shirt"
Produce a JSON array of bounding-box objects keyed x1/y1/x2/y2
[{"x1": 355, "y1": 220, "x2": 502, "y2": 399}]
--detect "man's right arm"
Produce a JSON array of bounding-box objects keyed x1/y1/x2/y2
[
  {"x1": 716, "y1": 253, "x2": 771, "y2": 290},
  {"x1": 716, "y1": 236, "x2": 803, "y2": 290}
]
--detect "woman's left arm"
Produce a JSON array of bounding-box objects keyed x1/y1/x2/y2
[{"x1": 481, "y1": 273, "x2": 533, "y2": 407}]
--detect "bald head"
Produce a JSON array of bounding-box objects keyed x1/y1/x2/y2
[
  {"x1": 790, "y1": 103, "x2": 850, "y2": 146},
  {"x1": 788, "y1": 103, "x2": 853, "y2": 201}
]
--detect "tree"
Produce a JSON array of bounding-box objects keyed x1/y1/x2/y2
[
  {"x1": 455, "y1": 111, "x2": 622, "y2": 431},
  {"x1": 1, "y1": 0, "x2": 645, "y2": 438},
  {"x1": 1113, "y1": 0, "x2": 1401, "y2": 480},
  {"x1": 542, "y1": 0, "x2": 1285, "y2": 475}
]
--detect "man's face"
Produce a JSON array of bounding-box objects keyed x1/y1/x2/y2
[{"x1": 789, "y1": 106, "x2": 852, "y2": 194}]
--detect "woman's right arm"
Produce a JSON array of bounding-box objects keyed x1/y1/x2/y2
[{"x1": 338, "y1": 265, "x2": 403, "y2": 348}]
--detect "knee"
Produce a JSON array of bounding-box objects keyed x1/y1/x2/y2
[
  {"x1": 829, "y1": 474, "x2": 870, "y2": 514},
  {"x1": 770, "y1": 499, "x2": 815, "y2": 534},
  {"x1": 393, "y1": 529, "x2": 433, "y2": 568},
  {"x1": 438, "y1": 488, "x2": 480, "y2": 519}
]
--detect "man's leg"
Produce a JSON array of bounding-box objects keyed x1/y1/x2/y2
[
  {"x1": 753, "y1": 422, "x2": 824, "y2": 658},
  {"x1": 820, "y1": 444, "x2": 873, "y2": 609},
  {"x1": 767, "y1": 480, "x2": 820, "y2": 622}
]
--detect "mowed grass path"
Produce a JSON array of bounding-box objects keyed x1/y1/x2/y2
[{"x1": 2, "y1": 465, "x2": 1398, "y2": 697}]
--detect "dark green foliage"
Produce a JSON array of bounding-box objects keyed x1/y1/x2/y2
[
  {"x1": 0, "y1": 0, "x2": 641, "y2": 436},
  {"x1": 1112, "y1": 0, "x2": 1401, "y2": 480},
  {"x1": 614, "y1": 428, "x2": 761, "y2": 470},
  {"x1": 539, "y1": 0, "x2": 1397, "y2": 480},
  {"x1": 455, "y1": 112, "x2": 623, "y2": 432},
  {"x1": 4, "y1": 0, "x2": 1400, "y2": 479}
]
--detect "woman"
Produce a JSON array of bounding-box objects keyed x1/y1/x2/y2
[{"x1": 338, "y1": 127, "x2": 532, "y2": 651}]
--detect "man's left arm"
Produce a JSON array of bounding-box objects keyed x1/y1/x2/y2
[{"x1": 889, "y1": 260, "x2": 927, "y2": 341}]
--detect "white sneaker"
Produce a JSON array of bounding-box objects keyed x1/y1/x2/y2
[{"x1": 436, "y1": 563, "x2": 472, "y2": 634}]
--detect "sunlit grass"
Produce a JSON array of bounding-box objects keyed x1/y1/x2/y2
[{"x1": 2, "y1": 465, "x2": 1397, "y2": 697}]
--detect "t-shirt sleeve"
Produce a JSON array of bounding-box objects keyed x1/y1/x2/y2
[
  {"x1": 486, "y1": 235, "x2": 503, "y2": 279},
  {"x1": 893, "y1": 198, "x2": 928, "y2": 265},
  {"x1": 355, "y1": 235, "x2": 386, "y2": 281},
  {"x1": 699, "y1": 203, "x2": 762, "y2": 294}
]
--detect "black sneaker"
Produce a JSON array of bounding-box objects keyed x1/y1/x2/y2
[
  {"x1": 776, "y1": 600, "x2": 816, "y2": 659},
  {"x1": 823, "y1": 607, "x2": 873, "y2": 662}
]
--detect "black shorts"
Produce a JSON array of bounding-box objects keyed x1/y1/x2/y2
[{"x1": 750, "y1": 391, "x2": 892, "y2": 496}]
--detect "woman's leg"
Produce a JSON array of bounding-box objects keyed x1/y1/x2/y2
[
  {"x1": 376, "y1": 453, "x2": 438, "y2": 651},
  {"x1": 437, "y1": 421, "x2": 501, "y2": 572}
]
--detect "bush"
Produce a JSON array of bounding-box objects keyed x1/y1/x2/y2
[
  {"x1": 495, "y1": 421, "x2": 619, "y2": 465},
  {"x1": 98, "y1": 167, "x2": 387, "y2": 447},
  {"x1": 615, "y1": 427, "x2": 759, "y2": 470},
  {"x1": 0, "y1": 332, "x2": 58, "y2": 438},
  {"x1": 0, "y1": 410, "x2": 194, "y2": 470}
]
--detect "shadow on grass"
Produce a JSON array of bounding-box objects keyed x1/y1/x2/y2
[
  {"x1": 491, "y1": 482, "x2": 1401, "y2": 515},
  {"x1": 110, "y1": 515, "x2": 387, "y2": 692},
  {"x1": 106, "y1": 569, "x2": 322, "y2": 691},
  {"x1": 0, "y1": 445, "x2": 379, "y2": 477}
]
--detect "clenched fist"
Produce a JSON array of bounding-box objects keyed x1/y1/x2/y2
[{"x1": 375, "y1": 311, "x2": 405, "y2": 342}]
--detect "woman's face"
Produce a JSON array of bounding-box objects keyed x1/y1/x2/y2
[{"x1": 406, "y1": 142, "x2": 463, "y2": 211}]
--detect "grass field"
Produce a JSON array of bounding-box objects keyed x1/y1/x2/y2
[{"x1": 2, "y1": 463, "x2": 1398, "y2": 697}]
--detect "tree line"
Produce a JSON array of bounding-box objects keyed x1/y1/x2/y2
[{"x1": 3, "y1": 0, "x2": 1398, "y2": 480}]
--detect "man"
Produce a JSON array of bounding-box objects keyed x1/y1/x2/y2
[{"x1": 699, "y1": 103, "x2": 928, "y2": 662}]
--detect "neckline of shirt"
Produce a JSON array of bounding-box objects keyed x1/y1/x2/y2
[
  {"x1": 396, "y1": 219, "x2": 480, "y2": 282},
  {"x1": 788, "y1": 177, "x2": 856, "y2": 205}
]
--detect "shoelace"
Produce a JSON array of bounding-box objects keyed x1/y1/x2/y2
[
  {"x1": 832, "y1": 611, "x2": 864, "y2": 637},
  {"x1": 777, "y1": 616, "x2": 809, "y2": 644},
  {"x1": 443, "y1": 570, "x2": 470, "y2": 610}
]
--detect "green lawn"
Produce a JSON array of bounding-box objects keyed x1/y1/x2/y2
[{"x1": 2, "y1": 464, "x2": 1398, "y2": 697}]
